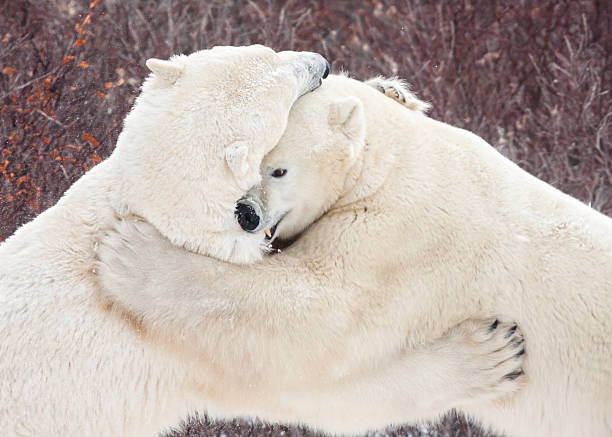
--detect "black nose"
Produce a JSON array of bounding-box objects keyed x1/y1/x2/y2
[{"x1": 235, "y1": 202, "x2": 260, "y2": 231}]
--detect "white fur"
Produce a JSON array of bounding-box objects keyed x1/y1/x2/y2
[
  {"x1": 0, "y1": 45, "x2": 330, "y2": 436},
  {"x1": 98, "y1": 75, "x2": 611, "y2": 436},
  {"x1": 100, "y1": 76, "x2": 612, "y2": 436},
  {"x1": 112, "y1": 46, "x2": 327, "y2": 263},
  {"x1": 260, "y1": 77, "x2": 612, "y2": 437},
  {"x1": 365, "y1": 75, "x2": 431, "y2": 112}
]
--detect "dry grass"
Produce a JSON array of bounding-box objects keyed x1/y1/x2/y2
[{"x1": 1, "y1": 0, "x2": 610, "y2": 436}]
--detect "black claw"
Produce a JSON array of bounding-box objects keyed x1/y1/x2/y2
[
  {"x1": 505, "y1": 324, "x2": 518, "y2": 338},
  {"x1": 488, "y1": 319, "x2": 499, "y2": 332},
  {"x1": 515, "y1": 348, "x2": 526, "y2": 357},
  {"x1": 323, "y1": 61, "x2": 330, "y2": 79},
  {"x1": 504, "y1": 369, "x2": 524, "y2": 381}
]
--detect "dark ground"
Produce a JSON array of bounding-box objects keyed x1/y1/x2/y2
[{"x1": 1, "y1": 1, "x2": 610, "y2": 436}]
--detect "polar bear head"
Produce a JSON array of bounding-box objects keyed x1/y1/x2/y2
[
  {"x1": 235, "y1": 77, "x2": 367, "y2": 243},
  {"x1": 108, "y1": 45, "x2": 328, "y2": 263}
]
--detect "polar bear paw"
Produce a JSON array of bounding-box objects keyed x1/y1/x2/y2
[
  {"x1": 446, "y1": 318, "x2": 527, "y2": 404},
  {"x1": 365, "y1": 76, "x2": 431, "y2": 112},
  {"x1": 92, "y1": 217, "x2": 172, "y2": 297}
]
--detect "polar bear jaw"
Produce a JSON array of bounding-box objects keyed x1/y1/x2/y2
[{"x1": 108, "y1": 45, "x2": 329, "y2": 263}]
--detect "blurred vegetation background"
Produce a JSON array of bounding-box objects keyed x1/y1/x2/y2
[{"x1": 1, "y1": 0, "x2": 610, "y2": 436}]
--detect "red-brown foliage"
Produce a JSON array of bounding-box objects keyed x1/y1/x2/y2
[{"x1": 1, "y1": 1, "x2": 610, "y2": 436}]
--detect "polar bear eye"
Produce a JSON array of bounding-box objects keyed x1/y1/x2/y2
[{"x1": 271, "y1": 168, "x2": 287, "y2": 178}]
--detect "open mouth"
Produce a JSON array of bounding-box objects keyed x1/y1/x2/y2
[
  {"x1": 263, "y1": 213, "x2": 287, "y2": 241},
  {"x1": 264, "y1": 223, "x2": 278, "y2": 240}
]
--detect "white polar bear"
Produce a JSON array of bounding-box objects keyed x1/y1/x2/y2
[
  {"x1": 97, "y1": 74, "x2": 612, "y2": 437},
  {"x1": 95, "y1": 76, "x2": 528, "y2": 435},
  {"x1": 0, "y1": 45, "x2": 330, "y2": 437}
]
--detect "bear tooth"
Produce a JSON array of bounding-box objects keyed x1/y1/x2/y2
[{"x1": 264, "y1": 229, "x2": 272, "y2": 238}]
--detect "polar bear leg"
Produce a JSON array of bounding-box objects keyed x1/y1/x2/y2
[
  {"x1": 428, "y1": 317, "x2": 526, "y2": 404},
  {"x1": 264, "y1": 318, "x2": 526, "y2": 434},
  {"x1": 298, "y1": 318, "x2": 526, "y2": 431},
  {"x1": 94, "y1": 220, "x2": 526, "y2": 430},
  {"x1": 366, "y1": 76, "x2": 431, "y2": 112}
]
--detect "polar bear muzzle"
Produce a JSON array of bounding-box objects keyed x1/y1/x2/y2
[{"x1": 235, "y1": 199, "x2": 262, "y2": 232}]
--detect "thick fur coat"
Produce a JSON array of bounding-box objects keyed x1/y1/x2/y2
[
  {"x1": 97, "y1": 76, "x2": 611, "y2": 436},
  {"x1": 100, "y1": 76, "x2": 612, "y2": 436},
  {"x1": 0, "y1": 45, "x2": 330, "y2": 436}
]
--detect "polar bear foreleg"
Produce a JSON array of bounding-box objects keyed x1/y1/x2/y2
[
  {"x1": 94, "y1": 219, "x2": 526, "y2": 431},
  {"x1": 287, "y1": 318, "x2": 526, "y2": 432}
]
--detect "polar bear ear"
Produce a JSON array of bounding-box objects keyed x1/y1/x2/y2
[
  {"x1": 225, "y1": 142, "x2": 250, "y2": 180},
  {"x1": 328, "y1": 97, "x2": 365, "y2": 140},
  {"x1": 327, "y1": 97, "x2": 366, "y2": 160},
  {"x1": 145, "y1": 58, "x2": 185, "y2": 87}
]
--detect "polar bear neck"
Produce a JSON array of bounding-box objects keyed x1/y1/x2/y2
[{"x1": 333, "y1": 136, "x2": 394, "y2": 210}]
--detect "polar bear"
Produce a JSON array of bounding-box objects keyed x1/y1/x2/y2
[
  {"x1": 95, "y1": 76, "x2": 526, "y2": 434},
  {"x1": 0, "y1": 45, "x2": 330, "y2": 437},
  {"x1": 96, "y1": 74, "x2": 612, "y2": 437}
]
